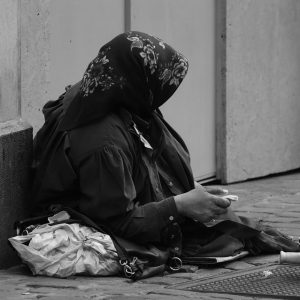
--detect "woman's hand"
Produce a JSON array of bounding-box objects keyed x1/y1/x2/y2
[
  {"x1": 194, "y1": 181, "x2": 228, "y2": 196},
  {"x1": 204, "y1": 186, "x2": 228, "y2": 195},
  {"x1": 174, "y1": 188, "x2": 231, "y2": 223}
]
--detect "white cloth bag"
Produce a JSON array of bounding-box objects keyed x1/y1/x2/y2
[{"x1": 9, "y1": 223, "x2": 121, "y2": 277}]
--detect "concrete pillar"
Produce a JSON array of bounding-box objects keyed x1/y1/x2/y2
[
  {"x1": 0, "y1": 0, "x2": 32, "y2": 268},
  {"x1": 0, "y1": 120, "x2": 32, "y2": 268},
  {"x1": 217, "y1": 0, "x2": 300, "y2": 183},
  {"x1": 0, "y1": 0, "x2": 20, "y2": 122}
]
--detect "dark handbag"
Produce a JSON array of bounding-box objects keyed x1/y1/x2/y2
[
  {"x1": 115, "y1": 237, "x2": 171, "y2": 279},
  {"x1": 13, "y1": 207, "x2": 179, "y2": 280}
]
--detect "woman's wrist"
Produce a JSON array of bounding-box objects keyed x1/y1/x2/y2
[{"x1": 174, "y1": 194, "x2": 186, "y2": 216}]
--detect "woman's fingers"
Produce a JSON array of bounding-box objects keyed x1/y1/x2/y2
[
  {"x1": 211, "y1": 206, "x2": 227, "y2": 216},
  {"x1": 210, "y1": 194, "x2": 231, "y2": 208},
  {"x1": 205, "y1": 186, "x2": 228, "y2": 195}
]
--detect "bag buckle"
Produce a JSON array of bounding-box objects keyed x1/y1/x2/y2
[
  {"x1": 169, "y1": 256, "x2": 182, "y2": 271},
  {"x1": 119, "y1": 257, "x2": 138, "y2": 279}
]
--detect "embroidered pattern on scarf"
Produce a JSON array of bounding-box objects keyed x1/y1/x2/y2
[
  {"x1": 81, "y1": 46, "x2": 125, "y2": 97},
  {"x1": 126, "y1": 32, "x2": 188, "y2": 88}
]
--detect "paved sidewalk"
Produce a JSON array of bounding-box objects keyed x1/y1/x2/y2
[{"x1": 1, "y1": 171, "x2": 300, "y2": 299}]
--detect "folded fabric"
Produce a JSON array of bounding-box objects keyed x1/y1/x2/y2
[{"x1": 182, "y1": 234, "x2": 245, "y2": 258}]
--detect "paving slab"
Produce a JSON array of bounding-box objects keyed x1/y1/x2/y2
[{"x1": 0, "y1": 171, "x2": 299, "y2": 299}]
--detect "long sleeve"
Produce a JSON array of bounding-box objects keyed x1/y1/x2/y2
[{"x1": 78, "y1": 144, "x2": 180, "y2": 244}]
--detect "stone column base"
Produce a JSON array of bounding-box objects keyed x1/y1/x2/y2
[{"x1": 0, "y1": 119, "x2": 32, "y2": 268}]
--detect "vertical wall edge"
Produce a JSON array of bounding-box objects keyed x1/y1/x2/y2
[{"x1": 215, "y1": 0, "x2": 228, "y2": 183}]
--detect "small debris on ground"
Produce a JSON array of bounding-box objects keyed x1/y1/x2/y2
[{"x1": 262, "y1": 270, "x2": 273, "y2": 277}]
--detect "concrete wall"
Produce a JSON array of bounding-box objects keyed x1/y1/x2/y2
[
  {"x1": 130, "y1": 0, "x2": 216, "y2": 180},
  {"x1": 0, "y1": 0, "x2": 20, "y2": 122},
  {"x1": 21, "y1": 0, "x2": 217, "y2": 180},
  {"x1": 21, "y1": 0, "x2": 126, "y2": 133},
  {"x1": 217, "y1": 0, "x2": 300, "y2": 183},
  {"x1": 0, "y1": 0, "x2": 32, "y2": 267},
  {"x1": 20, "y1": 0, "x2": 51, "y2": 134}
]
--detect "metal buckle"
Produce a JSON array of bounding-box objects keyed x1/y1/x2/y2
[
  {"x1": 169, "y1": 256, "x2": 182, "y2": 271},
  {"x1": 124, "y1": 264, "x2": 135, "y2": 278},
  {"x1": 119, "y1": 257, "x2": 138, "y2": 279},
  {"x1": 119, "y1": 259, "x2": 128, "y2": 266}
]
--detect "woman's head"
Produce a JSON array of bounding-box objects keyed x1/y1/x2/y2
[{"x1": 60, "y1": 31, "x2": 188, "y2": 130}]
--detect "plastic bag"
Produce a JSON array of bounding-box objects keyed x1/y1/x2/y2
[{"x1": 9, "y1": 223, "x2": 121, "y2": 278}]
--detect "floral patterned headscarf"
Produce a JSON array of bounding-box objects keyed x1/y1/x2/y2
[{"x1": 60, "y1": 31, "x2": 188, "y2": 130}]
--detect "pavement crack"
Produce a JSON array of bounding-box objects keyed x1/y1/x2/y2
[
  {"x1": 26, "y1": 284, "x2": 77, "y2": 290},
  {"x1": 147, "y1": 290, "x2": 190, "y2": 298}
]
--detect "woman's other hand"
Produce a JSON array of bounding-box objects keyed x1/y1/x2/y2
[
  {"x1": 194, "y1": 181, "x2": 228, "y2": 196},
  {"x1": 174, "y1": 188, "x2": 231, "y2": 223},
  {"x1": 205, "y1": 186, "x2": 228, "y2": 195}
]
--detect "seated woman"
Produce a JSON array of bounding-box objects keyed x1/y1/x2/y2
[{"x1": 32, "y1": 32, "x2": 298, "y2": 270}]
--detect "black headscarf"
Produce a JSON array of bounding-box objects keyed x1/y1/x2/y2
[{"x1": 59, "y1": 31, "x2": 189, "y2": 130}]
